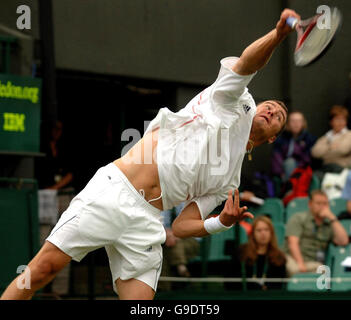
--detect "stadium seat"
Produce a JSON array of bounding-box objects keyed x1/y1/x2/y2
[
  {"x1": 249, "y1": 198, "x2": 285, "y2": 224},
  {"x1": 207, "y1": 225, "x2": 248, "y2": 262},
  {"x1": 285, "y1": 197, "x2": 309, "y2": 223},
  {"x1": 273, "y1": 222, "x2": 285, "y2": 248},
  {"x1": 325, "y1": 243, "x2": 338, "y2": 268},
  {"x1": 189, "y1": 225, "x2": 248, "y2": 278},
  {"x1": 329, "y1": 198, "x2": 347, "y2": 216},
  {"x1": 340, "y1": 220, "x2": 351, "y2": 236},
  {"x1": 309, "y1": 174, "x2": 321, "y2": 193},
  {"x1": 328, "y1": 243, "x2": 351, "y2": 292},
  {"x1": 287, "y1": 272, "x2": 327, "y2": 292}
]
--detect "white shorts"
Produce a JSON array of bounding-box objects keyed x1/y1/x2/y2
[{"x1": 46, "y1": 163, "x2": 166, "y2": 293}]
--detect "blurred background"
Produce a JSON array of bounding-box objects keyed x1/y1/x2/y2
[{"x1": 0, "y1": 0, "x2": 350, "y2": 300}]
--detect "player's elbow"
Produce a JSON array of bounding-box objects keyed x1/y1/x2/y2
[
  {"x1": 171, "y1": 221, "x2": 186, "y2": 239},
  {"x1": 172, "y1": 218, "x2": 198, "y2": 239}
]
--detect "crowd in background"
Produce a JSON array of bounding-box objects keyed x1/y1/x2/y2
[{"x1": 159, "y1": 101, "x2": 351, "y2": 292}]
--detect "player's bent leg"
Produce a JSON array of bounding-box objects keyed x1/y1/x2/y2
[
  {"x1": 0, "y1": 241, "x2": 72, "y2": 300},
  {"x1": 116, "y1": 278, "x2": 155, "y2": 300}
]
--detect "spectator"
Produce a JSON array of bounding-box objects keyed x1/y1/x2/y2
[
  {"x1": 285, "y1": 190, "x2": 348, "y2": 277},
  {"x1": 311, "y1": 105, "x2": 351, "y2": 172},
  {"x1": 272, "y1": 111, "x2": 316, "y2": 182},
  {"x1": 36, "y1": 120, "x2": 73, "y2": 190},
  {"x1": 159, "y1": 203, "x2": 200, "y2": 290},
  {"x1": 225, "y1": 216, "x2": 286, "y2": 291}
]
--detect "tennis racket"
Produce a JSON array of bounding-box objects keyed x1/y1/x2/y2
[{"x1": 286, "y1": 7, "x2": 342, "y2": 67}]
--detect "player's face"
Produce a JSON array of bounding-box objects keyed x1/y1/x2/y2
[{"x1": 253, "y1": 101, "x2": 287, "y2": 144}]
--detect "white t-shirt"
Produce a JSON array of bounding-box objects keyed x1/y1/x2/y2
[{"x1": 144, "y1": 57, "x2": 256, "y2": 220}]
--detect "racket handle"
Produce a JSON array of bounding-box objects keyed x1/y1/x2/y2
[{"x1": 286, "y1": 16, "x2": 298, "y2": 29}]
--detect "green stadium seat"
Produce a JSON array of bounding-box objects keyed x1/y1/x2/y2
[
  {"x1": 285, "y1": 197, "x2": 309, "y2": 223},
  {"x1": 207, "y1": 225, "x2": 248, "y2": 262},
  {"x1": 327, "y1": 243, "x2": 351, "y2": 292},
  {"x1": 325, "y1": 243, "x2": 339, "y2": 268},
  {"x1": 273, "y1": 222, "x2": 285, "y2": 248},
  {"x1": 249, "y1": 198, "x2": 285, "y2": 224},
  {"x1": 287, "y1": 272, "x2": 327, "y2": 292},
  {"x1": 340, "y1": 220, "x2": 351, "y2": 236},
  {"x1": 309, "y1": 174, "x2": 321, "y2": 193},
  {"x1": 329, "y1": 198, "x2": 347, "y2": 216}
]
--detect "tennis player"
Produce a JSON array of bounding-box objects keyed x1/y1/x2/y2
[{"x1": 1, "y1": 8, "x2": 300, "y2": 300}]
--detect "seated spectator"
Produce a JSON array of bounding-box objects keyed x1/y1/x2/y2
[
  {"x1": 311, "y1": 105, "x2": 351, "y2": 174},
  {"x1": 159, "y1": 203, "x2": 200, "y2": 290},
  {"x1": 36, "y1": 120, "x2": 73, "y2": 190},
  {"x1": 285, "y1": 190, "x2": 348, "y2": 277},
  {"x1": 338, "y1": 200, "x2": 351, "y2": 220},
  {"x1": 272, "y1": 111, "x2": 316, "y2": 182},
  {"x1": 225, "y1": 216, "x2": 286, "y2": 291}
]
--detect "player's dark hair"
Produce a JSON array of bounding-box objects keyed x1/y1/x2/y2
[
  {"x1": 270, "y1": 100, "x2": 288, "y2": 137},
  {"x1": 271, "y1": 100, "x2": 288, "y2": 114}
]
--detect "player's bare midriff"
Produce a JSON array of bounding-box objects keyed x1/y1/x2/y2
[{"x1": 114, "y1": 128, "x2": 163, "y2": 211}]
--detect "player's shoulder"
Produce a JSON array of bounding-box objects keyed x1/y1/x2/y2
[{"x1": 233, "y1": 91, "x2": 256, "y2": 121}]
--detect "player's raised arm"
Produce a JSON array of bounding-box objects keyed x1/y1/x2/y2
[{"x1": 233, "y1": 9, "x2": 300, "y2": 75}]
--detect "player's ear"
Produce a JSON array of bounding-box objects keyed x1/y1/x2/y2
[{"x1": 267, "y1": 135, "x2": 277, "y2": 144}]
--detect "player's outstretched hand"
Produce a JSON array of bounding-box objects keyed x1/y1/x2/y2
[
  {"x1": 219, "y1": 189, "x2": 254, "y2": 227},
  {"x1": 276, "y1": 8, "x2": 301, "y2": 38}
]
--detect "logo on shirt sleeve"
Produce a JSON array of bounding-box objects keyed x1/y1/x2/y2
[{"x1": 242, "y1": 104, "x2": 251, "y2": 114}]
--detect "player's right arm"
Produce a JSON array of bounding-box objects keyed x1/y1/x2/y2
[
  {"x1": 233, "y1": 9, "x2": 300, "y2": 75},
  {"x1": 171, "y1": 202, "x2": 209, "y2": 238},
  {"x1": 172, "y1": 190, "x2": 253, "y2": 238}
]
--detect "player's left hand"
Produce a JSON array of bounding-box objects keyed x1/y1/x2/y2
[{"x1": 219, "y1": 189, "x2": 254, "y2": 227}]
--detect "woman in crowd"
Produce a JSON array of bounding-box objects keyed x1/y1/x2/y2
[
  {"x1": 272, "y1": 111, "x2": 316, "y2": 182},
  {"x1": 225, "y1": 216, "x2": 286, "y2": 291}
]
